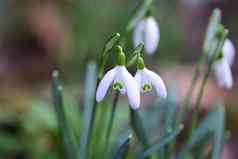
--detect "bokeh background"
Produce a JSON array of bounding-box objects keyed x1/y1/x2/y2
[{"x1": 0, "y1": 0, "x2": 237, "y2": 158}]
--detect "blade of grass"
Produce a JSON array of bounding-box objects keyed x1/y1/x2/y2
[
  {"x1": 129, "y1": 107, "x2": 149, "y2": 148},
  {"x1": 51, "y1": 70, "x2": 78, "y2": 159},
  {"x1": 177, "y1": 104, "x2": 225, "y2": 159},
  {"x1": 138, "y1": 125, "x2": 183, "y2": 159},
  {"x1": 127, "y1": 43, "x2": 144, "y2": 68},
  {"x1": 203, "y1": 8, "x2": 221, "y2": 55},
  {"x1": 163, "y1": 84, "x2": 178, "y2": 159},
  {"x1": 112, "y1": 135, "x2": 132, "y2": 159},
  {"x1": 98, "y1": 33, "x2": 121, "y2": 80},
  {"x1": 79, "y1": 62, "x2": 97, "y2": 159}
]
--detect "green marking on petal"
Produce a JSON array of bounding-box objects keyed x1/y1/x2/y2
[
  {"x1": 142, "y1": 83, "x2": 152, "y2": 92},
  {"x1": 216, "y1": 52, "x2": 224, "y2": 60},
  {"x1": 113, "y1": 82, "x2": 124, "y2": 91}
]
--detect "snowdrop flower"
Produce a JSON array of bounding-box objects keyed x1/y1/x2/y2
[
  {"x1": 133, "y1": 16, "x2": 160, "y2": 55},
  {"x1": 96, "y1": 47, "x2": 140, "y2": 109},
  {"x1": 213, "y1": 39, "x2": 235, "y2": 89},
  {"x1": 134, "y1": 57, "x2": 167, "y2": 98}
]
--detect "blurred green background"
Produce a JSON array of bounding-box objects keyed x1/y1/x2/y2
[{"x1": 0, "y1": 0, "x2": 238, "y2": 158}]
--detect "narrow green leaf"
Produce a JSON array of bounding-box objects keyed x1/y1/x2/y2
[
  {"x1": 130, "y1": 108, "x2": 149, "y2": 148},
  {"x1": 112, "y1": 135, "x2": 132, "y2": 159},
  {"x1": 79, "y1": 62, "x2": 98, "y2": 159},
  {"x1": 126, "y1": 0, "x2": 153, "y2": 33},
  {"x1": 138, "y1": 125, "x2": 183, "y2": 159},
  {"x1": 127, "y1": 43, "x2": 144, "y2": 67},
  {"x1": 164, "y1": 84, "x2": 177, "y2": 133},
  {"x1": 51, "y1": 70, "x2": 78, "y2": 159},
  {"x1": 103, "y1": 33, "x2": 121, "y2": 55},
  {"x1": 177, "y1": 104, "x2": 225, "y2": 159},
  {"x1": 99, "y1": 33, "x2": 120, "y2": 80},
  {"x1": 162, "y1": 84, "x2": 178, "y2": 159},
  {"x1": 203, "y1": 8, "x2": 221, "y2": 55}
]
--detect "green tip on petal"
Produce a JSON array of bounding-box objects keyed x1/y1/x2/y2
[
  {"x1": 216, "y1": 52, "x2": 224, "y2": 60},
  {"x1": 116, "y1": 45, "x2": 126, "y2": 65},
  {"x1": 142, "y1": 83, "x2": 152, "y2": 92},
  {"x1": 113, "y1": 82, "x2": 124, "y2": 91},
  {"x1": 137, "y1": 57, "x2": 145, "y2": 70}
]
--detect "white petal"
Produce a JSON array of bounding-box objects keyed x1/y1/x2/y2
[
  {"x1": 133, "y1": 17, "x2": 160, "y2": 55},
  {"x1": 134, "y1": 70, "x2": 142, "y2": 90},
  {"x1": 213, "y1": 59, "x2": 233, "y2": 89},
  {"x1": 144, "y1": 17, "x2": 160, "y2": 55},
  {"x1": 223, "y1": 39, "x2": 235, "y2": 66},
  {"x1": 144, "y1": 68, "x2": 167, "y2": 98},
  {"x1": 120, "y1": 66, "x2": 140, "y2": 109},
  {"x1": 96, "y1": 67, "x2": 117, "y2": 102}
]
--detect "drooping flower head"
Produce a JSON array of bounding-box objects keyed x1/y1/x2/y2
[
  {"x1": 212, "y1": 39, "x2": 235, "y2": 89},
  {"x1": 134, "y1": 57, "x2": 167, "y2": 98},
  {"x1": 96, "y1": 46, "x2": 140, "y2": 109},
  {"x1": 133, "y1": 16, "x2": 160, "y2": 55}
]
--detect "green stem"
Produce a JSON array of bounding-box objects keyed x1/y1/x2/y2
[
  {"x1": 177, "y1": 55, "x2": 206, "y2": 126},
  {"x1": 130, "y1": 107, "x2": 152, "y2": 159},
  {"x1": 190, "y1": 29, "x2": 228, "y2": 135},
  {"x1": 129, "y1": 108, "x2": 149, "y2": 148},
  {"x1": 104, "y1": 91, "x2": 120, "y2": 154},
  {"x1": 191, "y1": 60, "x2": 213, "y2": 133},
  {"x1": 86, "y1": 33, "x2": 120, "y2": 156}
]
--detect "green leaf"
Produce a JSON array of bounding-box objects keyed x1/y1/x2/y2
[
  {"x1": 79, "y1": 62, "x2": 98, "y2": 159},
  {"x1": 203, "y1": 8, "x2": 221, "y2": 55},
  {"x1": 177, "y1": 104, "x2": 225, "y2": 159},
  {"x1": 127, "y1": 43, "x2": 144, "y2": 67},
  {"x1": 160, "y1": 84, "x2": 178, "y2": 158},
  {"x1": 0, "y1": 132, "x2": 23, "y2": 154},
  {"x1": 138, "y1": 125, "x2": 183, "y2": 159},
  {"x1": 164, "y1": 84, "x2": 177, "y2": 133},
  {"x1": 103, "y1": 33, "x2": 121, "y2": 55},
  {"x1": 126, "y1": 0, "x2": 153, "y2": 33},
  {"x1": 51, "y1": 71, "x2": 78, "y2": 159},
  {"x1": 130, "y1": 108, "x2": 149, "y2": 148},
  {"x1": 112, "y1": 135, "x2": 132, "y2": 159},
  {"x1": 99, "y1": 33, "x2": 120, "y2": 80}
]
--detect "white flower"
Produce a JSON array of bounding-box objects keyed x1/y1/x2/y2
[
  {"x1": 133, "y1": 16, "x2": 160, "y2": 55},
  {"x1": 213, "y1": 39, "x2": 235, "y2": 89},
  {"x1": 222, "y1": 39, "x2": 235, "y2": 66},
  {"x1": 96, "y1": 66, "x2": 140, "y2": 109},
  {"x1": 134, "y1": 68, "x2": 167, "y2": 98}
]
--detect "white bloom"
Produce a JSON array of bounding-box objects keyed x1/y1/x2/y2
[
  {"x1": 222, "y1": 39, "x2": 235, "y2": 66},
  {"x1": 213, "y1": 59, "x2": 233, "y2": 89},
  {"x1": 133, "y1": 16, "x2": 160, "y2": 55},
  {"x1": 213, "y1": 39, "x2": 235, "y2": 89},
  {"x1": 96, "y1": 66, "x2": 140, "y2": 109},
  {"x1": 134, "y1": 68, "x2": 167, "y2": 98}
]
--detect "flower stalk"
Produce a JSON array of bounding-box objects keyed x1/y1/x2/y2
[
  {"x1": 191, "y1": 27, "x2": 228, "y2": 134},
  {"x1": 177, "y1": 8, "x2": 222, "y2": 126}
]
